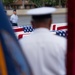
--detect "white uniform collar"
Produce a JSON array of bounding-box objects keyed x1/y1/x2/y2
[{"x1": 33, "y1": 28, "x2": 50, "y2": 33}]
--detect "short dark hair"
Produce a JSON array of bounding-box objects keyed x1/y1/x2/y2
[
  {"x1": 13, "y1": 9, "x2": 16, "y2": 12},
  {"x1": 32, "y1": 14, "x2": 52, "y2": 22}
]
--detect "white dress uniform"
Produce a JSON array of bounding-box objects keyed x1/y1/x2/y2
[
  {"x1": 20, "y1": 7, "x2": 67, "y2": 75},
  {"x1": 10, "y1": 14, "x2": 18, "y2": 26}
]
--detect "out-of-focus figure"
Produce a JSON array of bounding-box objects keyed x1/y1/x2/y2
[
  {"x1": 20, "y1": 7, "x2": 67, "y2": 75},
  {"x1": 0, "y1": 1, "x2": 32, "y2": 75}
]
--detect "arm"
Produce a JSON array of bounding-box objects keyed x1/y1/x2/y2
[
  {"x1": 10, "y1": 16, "x2": 12, "y2": 22},
  {"x1": 10, "y1": 15, "x2": 13, "y2": 24}
]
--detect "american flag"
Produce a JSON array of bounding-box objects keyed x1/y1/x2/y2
[{"x1": 13, "y1": 24, "x2": 68, "y2": 39}]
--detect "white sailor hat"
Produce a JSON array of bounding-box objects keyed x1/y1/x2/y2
[{"x1": 26, "y1": 7, "x2": 56, "y2": 15}]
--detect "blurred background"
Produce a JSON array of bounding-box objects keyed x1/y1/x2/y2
[{"x1": 2, "y1": 0, "x2": 67, "y2": 26}]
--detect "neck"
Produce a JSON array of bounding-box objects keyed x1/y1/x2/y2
[
  {"x1": 14, "y1": 14, "x2": 16, "y2": 15},
  {"x1": 33, "y1": 23, "x2": 50, "y2": 30}
]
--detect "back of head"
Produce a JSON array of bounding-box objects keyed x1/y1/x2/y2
[
  {"x1": 32, "y1": 14, "x2": 52, "y2": 22},
  {"x1": 26, "y1": 7, "x2": 56, "y2": 29},
  {"x1": 13, "y1": 9, "x2": 16, "y2": 12},
  {"x1": 13, "y1": 9, "x2": 16, "y2": 15}
]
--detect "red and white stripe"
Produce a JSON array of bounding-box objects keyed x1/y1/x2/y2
[{"x1": 13, "y1": 23, "x2": 67, "y2": 39}]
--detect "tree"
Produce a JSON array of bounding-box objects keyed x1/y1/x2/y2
[
  {"x1": 44, "y1": 0, "x2": 56, "y2": 6},
  {"x1": 55, "y1": 0, "x2": 66, "y2": 7},
  {"x1": 2, "y1": 0, "x2": 14, "y2": 5},
  {"x1": 30, "y1": 0, "x2": 54, "y2": 7},
  {"x1": 61, "y1": 0, "x2": 66, "y2": 7},
  {"x1": 30, "y1": 0, "x2": 66, "y2": 7},
  {"x1": 30, "y1": 0, "x2": 42, "y2": 7}
]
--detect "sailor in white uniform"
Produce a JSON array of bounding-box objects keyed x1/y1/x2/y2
[
  {"x1": 10, "y1": 9, "x2": 18, "y2": 26},
  {"x1": 20, "y1": 7, "x2": 67, "y2": 75}
]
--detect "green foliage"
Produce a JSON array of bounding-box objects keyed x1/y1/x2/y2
[
  {"x1": 31, "y1": 0, "x2": 54, "y2": 6},
  {"x1": 61, "y1": 0, "x2": 66, "y2": 6},
  {"x1": 30, "y1": 0, "x2": 42, "y2": 7},
  {"x1": 31, "y1": 0, "x2": 66, "y2": 7},
  {"x1": 2, "y1": 0, "x2": 14, "y2": 5},
  {"x1": 3, "y1": 0, "x2": 66, "y2": 7}
]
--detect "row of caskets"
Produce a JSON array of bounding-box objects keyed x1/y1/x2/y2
[{"x1": 13, "y1": 25, "x2": 68, "y2": 39}]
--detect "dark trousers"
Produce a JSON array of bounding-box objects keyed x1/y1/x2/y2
[{"x1": 12, "y1": 23, "x2": 18, "y2": 26}]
